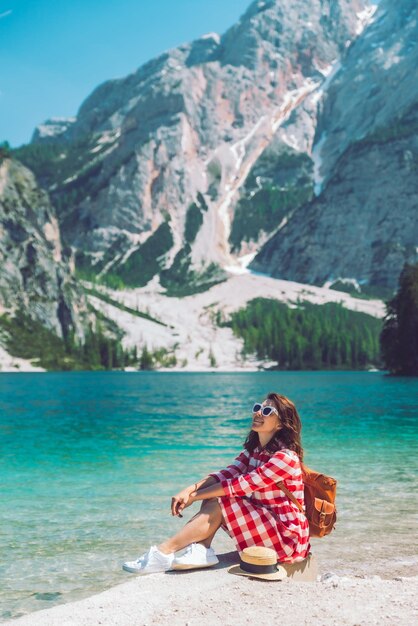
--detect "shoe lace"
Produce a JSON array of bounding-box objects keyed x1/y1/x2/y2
[
  {"x1": 135, "y1": 547, "x2": 154, "y2": 565},
  {"x1": 182, "y1": 543, "x2": 199, "y2": 557},
  {"x1": 135, "y1": 554, "x2": 147, "y2": 565}
]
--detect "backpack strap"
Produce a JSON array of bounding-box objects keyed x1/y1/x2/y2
[{"x1": 276, "y1": 481, "x2": 304, "y2": 513}]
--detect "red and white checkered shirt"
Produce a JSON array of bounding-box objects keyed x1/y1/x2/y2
[{"x1": 210, "y1": 446, "x2": 310, "y2": 563}]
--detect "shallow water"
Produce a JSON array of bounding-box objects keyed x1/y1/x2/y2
[{"x1": 1, "y1": 371, "x2": 417, "y2": 620}]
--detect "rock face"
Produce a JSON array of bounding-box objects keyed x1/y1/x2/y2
[
  {"x1": 251, "y1": 0, "x2": 418, "y2": 290},
  {"x1": 315, "y1": 0, "x2": 418, "y2": 185},
  {"x1": 16, "y1": 0, "x2": 417, "y2": 294},
  {"x1": 31, "y1": 117, "x2": 76, "y2": 144},
  {"x1": 251, "y1": 108, "x2": 418, "y2": 290},
  {"x1": 0, "y1": 157, "x2": 85, "y2": 338},
  {"x1": 21, "y1": 0, "x2": 367, "y2": 290}
]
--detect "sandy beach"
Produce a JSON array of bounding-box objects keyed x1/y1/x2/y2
[{"x1": 5, "y1": 550, "x2": 417, "y2": 626}]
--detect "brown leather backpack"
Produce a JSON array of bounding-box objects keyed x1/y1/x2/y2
[{"x1": 278, "y1": 464, "x2": 337, "y2": 538}]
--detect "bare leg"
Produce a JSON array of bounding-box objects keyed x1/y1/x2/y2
[{"x1": 158, "y1": 498, "x2": 223, "y2": 554}]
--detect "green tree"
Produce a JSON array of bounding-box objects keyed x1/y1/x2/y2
[
  {"x1": 380, "y1": 263, "x2": 418, "y2": 375},
  {"x1": 140, "y1": 345, "x2": 154, "y2": 370},
  {"x1": 0, "y1": 141, "x2": 11, "y2": 161},
  {"x1": 209, "y1": 348, "x2": 217, "y2": 368}
]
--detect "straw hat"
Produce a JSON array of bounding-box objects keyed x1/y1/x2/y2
[{"x1": 228, "y1": 547, "x2": 287, "y2": 581}]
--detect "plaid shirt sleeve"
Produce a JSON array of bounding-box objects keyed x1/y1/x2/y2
[
  {"x1": 208, "y1": 449, "x2": 250, "y2": 482},
  {"x1": 220, "y1": 450, "x2": 300, "y2": 497}
]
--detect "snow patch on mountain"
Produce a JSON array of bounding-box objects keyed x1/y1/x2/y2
[
  {"x1": 323, "y1": 277, "x2": 362, "y2": 292},
  {"x1": 356, "y1": 4, "x2": 378, "y2": 36},
  {"x1": 33, "y1": 117, "x2": 76, "y2": 141},
  {"x1": 312, "y1": 132, "x2": 327, "y2": 196},
  {"x1": 201, "y1": 32, "x2": 220, "y2": 44},
  {"x1": 225, "y1": 252, "x2": 257, "y2": 275}
]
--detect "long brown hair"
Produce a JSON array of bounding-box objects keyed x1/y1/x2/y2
[{"x1": 244, "y1": 392, "x2": 304, "y2": 460}]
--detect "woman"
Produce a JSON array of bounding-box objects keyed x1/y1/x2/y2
[{"x1": 123, "y1": 392, "x2": 310, "y2": 574}]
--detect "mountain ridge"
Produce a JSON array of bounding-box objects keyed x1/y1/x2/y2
[{"x1": 18, "y1": 0, "x2": 373, "y2": 289}]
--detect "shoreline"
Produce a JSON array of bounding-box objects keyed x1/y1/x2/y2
[
  {"x1": 4, "y1": 552, "x2": 417, "y2": 626},
  {"x1": 0, "y1": 367, "x2": 387, "y2": 374}
]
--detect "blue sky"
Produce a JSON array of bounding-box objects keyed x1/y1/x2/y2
[{"x1": 1, "y1": 0, "x2": 252, "y2": 147}]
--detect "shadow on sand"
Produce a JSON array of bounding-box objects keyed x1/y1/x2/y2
[{"x1": 166, "y1": 551, "x2": 239, "y2": 575}]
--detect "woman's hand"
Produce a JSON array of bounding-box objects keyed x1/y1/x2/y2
[{"x1": 171, "y1": 486, "x2": 196, "y2": 517}]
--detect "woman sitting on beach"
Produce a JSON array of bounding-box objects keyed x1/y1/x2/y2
[{"x1": 123, "y1": 392, "x2": 310, "y2": 574}]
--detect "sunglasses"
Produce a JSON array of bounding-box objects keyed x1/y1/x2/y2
[{"x1": 252, "y1": 403, "x2": 279, "y2": 417}]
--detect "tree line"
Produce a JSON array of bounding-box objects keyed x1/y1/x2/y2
[
  {"x1": 223, "y1": 299, "x2": 381, "y2": 370},
  {"x1": 380, "y1": 263, "x2": 418, "y2": 375}
]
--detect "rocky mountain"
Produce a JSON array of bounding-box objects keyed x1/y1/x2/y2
[
  {"x1": 0, "y1": 155, "x2": 85, "y2": 340},
  {"x1": 16, "y1": 0, "x2": 372, "y2": 294},
  {"x1": 3, "y1": 0, "x2": 412, "y2": 370},
  {"x1": 251, "y1": 0, "x2": 418, "y2": 292}
]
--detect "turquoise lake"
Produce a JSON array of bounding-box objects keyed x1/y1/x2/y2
[{"x1": 1, "y1": 371, "x2": 417, "y2": 621}]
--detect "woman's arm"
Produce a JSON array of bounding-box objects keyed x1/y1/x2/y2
[
  {"x1": 173, "y1": 480, "x2": 225, "y2": 517},
  {"x1": 190, "y1": 482, "x2": 225, "y2": 502},
  {"x1": 171, "y1": 475, "x2": 218, "y2": 516},
  {"x1": 171, "y1": 450, "x2": 250, "y2": 516}
]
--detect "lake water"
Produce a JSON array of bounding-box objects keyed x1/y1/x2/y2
[{"x1": 1, "y1": 371, "x2": 417, "y2": 621}]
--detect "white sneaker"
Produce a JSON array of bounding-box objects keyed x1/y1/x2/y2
[
  {"x1": 171, "y1": 543, "x2": 219, "y2": 570},
  {"x1": 122, "y1": 545, "x2": 174, "y2": 574}
]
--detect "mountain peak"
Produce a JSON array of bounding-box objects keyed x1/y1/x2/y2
[{"x1": 219, "y1": 0, "x2": 369, "y2": 70}]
